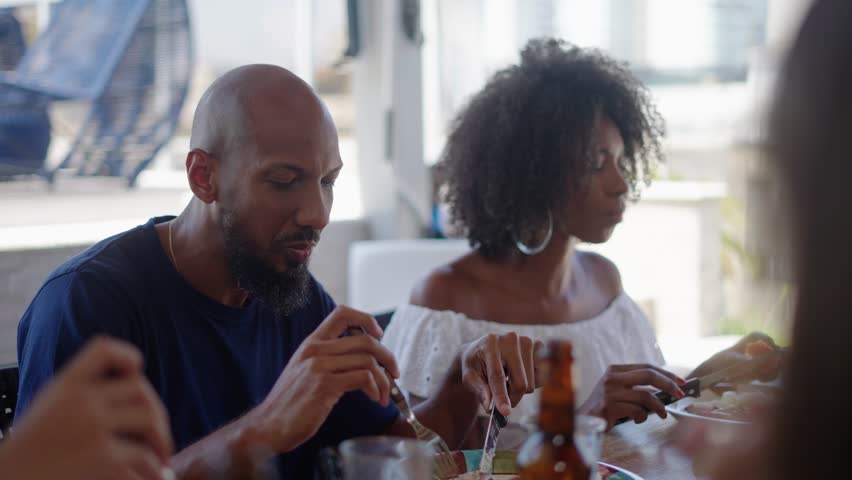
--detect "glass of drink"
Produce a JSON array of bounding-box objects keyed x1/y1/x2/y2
[
  {"x1": 574, "y1": 414, "x2": 607, "y2": 474},
  {"x1": 339, "y1": 436, "x2": 434, "y2": 480}
]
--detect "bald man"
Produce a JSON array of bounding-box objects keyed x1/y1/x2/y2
[{"x1": 16, "y1": 65, "x2": 540, "y2": 478}]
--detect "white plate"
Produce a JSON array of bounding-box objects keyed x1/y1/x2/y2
[
  {"x1": 665, "y1": 397, "x2": 750, "y2": 425},
  {"x1": 598, "y1": 462, "x2": 644, "y2": 479},
  {"x1": 489, "y1": 462, "x2": 643, "y2": 480}
]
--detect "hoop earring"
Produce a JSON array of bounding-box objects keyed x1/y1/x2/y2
[{"x1": 514, "y1": 210, "x2": 553, "y2": 255}]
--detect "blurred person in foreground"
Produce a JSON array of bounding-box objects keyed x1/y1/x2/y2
[
  {"x1": 0, "y1": 337, "x2": 173, "y2": 479},
  {"x1": 677, "y1": 1, "x2": 851, "y2": 478},
  {"x1": 15, "y1": 64, "x2": 542, "y2": 479},
  {"x1": 382, "y1": 38, "x2": 780, "y2": 442}
]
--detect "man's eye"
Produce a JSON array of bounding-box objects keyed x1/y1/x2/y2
[
  {"x1": 269, "y1": 179, "x2": 296, "y2": 190},
  {"x1": 321, "y1": 178, "x2": 337, "y2": 189}
]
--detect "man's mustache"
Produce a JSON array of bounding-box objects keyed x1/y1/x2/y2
[{"x1": 274, "y1": 228, "x2": 321, "y2": 246}]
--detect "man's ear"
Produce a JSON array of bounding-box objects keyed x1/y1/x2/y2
[{"x1": 186, "y1": 148, "x2": 218, "y2": 204}]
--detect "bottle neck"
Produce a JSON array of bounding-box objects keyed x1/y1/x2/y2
[
  {"x1": 535, "y1": 340, "x2": 578, "y2": 435},
  {"x1": 537, "y1": 384, "x2": 576, "y2": 434}
]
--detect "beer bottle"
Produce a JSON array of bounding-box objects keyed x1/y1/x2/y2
[{"x1": 517, "y1": 340, "x2": 591, "y2": 480}]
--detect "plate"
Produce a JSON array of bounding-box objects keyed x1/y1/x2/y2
[
  {"x1": 449, "y1": 451, "x2": 643, "y2": 479},
  {"x1": 598, "y1": 462, "x2": 644, "y2": 480},
  {"x1": 666, "y1": 397, "x2": 751, "y2": 425}
]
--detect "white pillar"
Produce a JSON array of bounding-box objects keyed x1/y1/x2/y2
[
  {"x1": 353, "y1": 0, "x2": 429, "y2": 239},
  {"x1": 420, "y1": 0, "x2": 440, "y2": 164},
  {"x1": 766, "y1": 0, "x2": 813, "y2": 49},
  {"x1": 743, "y1": 0, "x2": 814, "y2": 144},
  {"x1": 293, "y1": 0, "x2": 313, "y2": 85},
  {"x1": 35, "y1": 0, "x2": 52, "y2": 33}
]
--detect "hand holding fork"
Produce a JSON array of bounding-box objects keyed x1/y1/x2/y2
[{"x1": 346, "y1": 327, "x2": 459, "y2": 479}]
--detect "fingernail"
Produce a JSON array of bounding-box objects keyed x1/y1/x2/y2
[
  {"x1": 676, "y1": 377, "x2": 686, "y2": 386},
  {"x1": 161, "y1": 467, "x2": 177, "y2": 480},
  {"x1": 678, "y1": 388, "x2": 686, "y2": 398}
]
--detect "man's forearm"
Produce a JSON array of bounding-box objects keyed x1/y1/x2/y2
[
  {"x1": 409, "y1": 356, "x2": 480, "y2": 449},
  {"x1": 171, "y1": 409, "x2": 272, "y2": 478}
]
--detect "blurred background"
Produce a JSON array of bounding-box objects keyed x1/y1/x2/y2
[{"x1": 0, "y1": 0, "x2": 813, "y2": 371}]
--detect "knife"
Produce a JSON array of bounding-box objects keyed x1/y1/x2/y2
[
  {"x1": 614, "y1": 351, "x2": 778, "y2": 425},
  {"x1": 661, "y1": 350, "x2": 779, "y2": 403},
  {"x1": 478, "y1": 402, "x2": 508, "y2": 474}
]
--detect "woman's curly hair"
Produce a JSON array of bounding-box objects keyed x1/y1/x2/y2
[{"x1": 441, "y1": 38, "x2": 665, "y2": 258}]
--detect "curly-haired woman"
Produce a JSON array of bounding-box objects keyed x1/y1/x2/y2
[{"x1": 382, "y1": 39, "x2": 777, "y2": 442}]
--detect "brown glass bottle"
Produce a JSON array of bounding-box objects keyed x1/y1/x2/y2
[{"x1": 517, "y1": 340, "x2": 591, "y2": 480}]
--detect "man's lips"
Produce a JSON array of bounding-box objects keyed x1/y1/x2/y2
[{"x1": 282, "y1": 242, "x2": 315, "y2": 263}]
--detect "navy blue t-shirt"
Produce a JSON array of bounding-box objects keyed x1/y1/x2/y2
[{"x1": 16, "y1": 216, "x2": 399, "y2": 478}]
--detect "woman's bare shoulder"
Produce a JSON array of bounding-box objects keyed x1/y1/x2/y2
[
  {"x1": 409, "y1": 254, "x2": 480, "y2": 311},
  {"x1": 576, "y1": 250, "x2": 624, "y2": 300}
]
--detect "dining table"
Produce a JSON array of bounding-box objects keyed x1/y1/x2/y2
[
  {"x1": 456, "y1": 414, "x2": 702, "y2": 480},
  {"x1": 600, "y1": 414, "x2": 700, "y2": 480}
]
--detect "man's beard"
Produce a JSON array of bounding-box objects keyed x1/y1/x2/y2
[{"x1": 221, "y1": 212, "x2": 319, "y2": 317}]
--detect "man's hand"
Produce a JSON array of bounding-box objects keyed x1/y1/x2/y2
[
  {"x1": 690, "y1": 332, "x2": 781, "y2": 382},
  {"x1": 579, "y1": 364, "x2": 686, "y2": 430},
  {"x1": 4, "y1": 337, "x2": 174, "y2": 480},
  {"x1": 246, "y1": 306, "x2": 400, "y2": 453},
  {"x1": 668, "y1": 403, "x2": 774, "y2": 480},
  {"x1": 460, "y1": 332, "x2": 543, "y2": 416}
]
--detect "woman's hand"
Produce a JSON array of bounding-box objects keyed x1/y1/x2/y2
[
  {"x1": 460, "y1": 332, "x2": 543, "y2": 416},
  {"x1": 579, "y1": 364, "x2": 686, "y2": 430}
]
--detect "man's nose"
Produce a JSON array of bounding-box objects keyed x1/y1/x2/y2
[{"x1": 294, "y1": 184, "x2": 331, "y2": 231}]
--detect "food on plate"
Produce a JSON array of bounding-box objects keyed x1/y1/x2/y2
[
  {"x1": 445, "y1": 451, "x2": 635, "y2": 479},
  {"x1": 744, "y1": 340, "x2": 782, "y2": 378},
  {"x1": 684, "y1": 390, "x2": 771, "y2": 422},
  {"x1": 744, "y1": 340, "x2": 774, "y2": 356},
  {"x1": 452, "y1": 473, "x2": 486, "y2": 480}
]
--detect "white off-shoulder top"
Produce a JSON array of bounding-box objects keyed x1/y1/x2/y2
[{"x1": 381, "y1": 293, "x2": 665, "y2": 425}]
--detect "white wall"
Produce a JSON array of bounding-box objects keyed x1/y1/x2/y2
[
  {"x1": 586, "y1": 182, "x2": 725, "y2": 340},
  {"x1": 352, "y1": 0, "x2": 431, "y2": 239}
]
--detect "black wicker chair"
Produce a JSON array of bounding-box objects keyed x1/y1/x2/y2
[
  {"x1": 0, "y1": 364, "x2": 18, "y2": 441},
  {"x1": 0, "y1": 0, "x2": 193, "y2": 185}
]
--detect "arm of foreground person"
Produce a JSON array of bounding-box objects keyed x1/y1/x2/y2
[
  {"x1": 0, "y1": 337, "x2": 173, "y2": 480},
  {"x1": 689, "y1": 332, "x2": 782, "y2": 381}
]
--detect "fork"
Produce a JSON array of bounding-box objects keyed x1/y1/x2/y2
[
  {"x1": 386, "y1": 377, "x2": 459, "y2": 479},
  {"x1": 346, "y1": 327, "x2": 459, "y2": 479}
]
